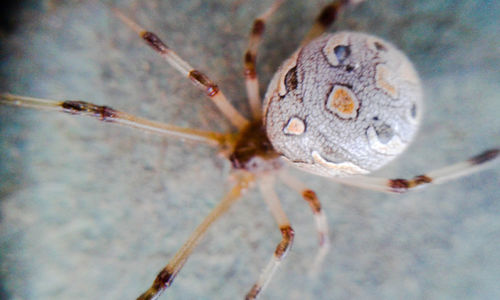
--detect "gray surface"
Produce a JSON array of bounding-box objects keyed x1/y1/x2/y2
[{"x1": 0, "y1": 1, "x2": 499, "y2": 299}]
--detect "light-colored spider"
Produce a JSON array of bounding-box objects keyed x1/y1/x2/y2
[{"x1": 3, "y1": 0, "x2": 496, "y2": 295}]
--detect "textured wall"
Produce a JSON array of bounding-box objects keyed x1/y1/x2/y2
[{"x1": 1, "y1": 1, "x2": 499, "y2": 299}]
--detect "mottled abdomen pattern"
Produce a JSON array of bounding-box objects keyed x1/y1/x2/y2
[{"x1": 263, "y1": 32, "x2": 422, "y2": 177}]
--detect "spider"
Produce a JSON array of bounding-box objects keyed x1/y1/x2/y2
[{"x1": 0, "y1": 0, "x2": 500, "y2": 300}]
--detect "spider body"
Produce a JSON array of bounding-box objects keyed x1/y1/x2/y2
[
  {"x1": 0, "y1": 1, "x2": 499, "y2": 300},
  {"x1": 232, "y1": 30, "x2": 422, "y2": 180}
]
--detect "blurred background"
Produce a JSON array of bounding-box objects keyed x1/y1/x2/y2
[{"x1": 1, "y1": 0, "x2": 499, "y2": 299}]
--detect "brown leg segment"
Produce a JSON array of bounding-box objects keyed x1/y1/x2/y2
[
  {"x1": 137, "y1": 172, "x2": 254, "y2": 300},
  {"x1": 0, "y1": 94, "x2": 230, "y2": 146},
  {"x1": 279, "y1": 172, "x2": 330, "y2": 275},
  {"x1": 301, "y1": 0, "x2": 365, "y2": 46},
  {"x1": 246, "y1": 176, "x2": 295, "y2": 300},
  {"x1": 244, "y1": 0, "x2": 285, "y2": 119},
  {"x1": 114, "y1": 9, "x2": 249, "y2": 129},
  {"x1": 334, "y1": 149, "x2": 499, "y2": 193}
]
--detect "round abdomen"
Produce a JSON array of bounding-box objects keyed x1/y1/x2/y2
[{"x1": 263, "y1": 32, "x2": 422, "y2": 177}]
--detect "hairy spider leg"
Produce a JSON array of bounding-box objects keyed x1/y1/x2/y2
[
  {"x1": 0, "y1": 94, "x2": 230, "y2": 147},
  {"x1": 279, "y1": 172, "x2": 330, "y2": 276},
  {"x1": 114, "y1": 9, "x2": 249, "y2": 130},
  {"x1": 333, "y1": 149, "x2": 499, "y2": 193},
  {"x1": 246, "y1": 175, "x2": 295, "y2": 300},
  {"x1": 301, "y1": 0, "x2": 365, "y2": 46},
  {"x1": 244, "y1": 0, "x2": 285, "y2": 119},
  {"x1": 138, "y1": 172, "x2": 255, "y2": 300}
]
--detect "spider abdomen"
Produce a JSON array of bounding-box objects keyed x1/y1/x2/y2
[{"x1": 263, "y1": 32, "x2": 422, "y2": 177}]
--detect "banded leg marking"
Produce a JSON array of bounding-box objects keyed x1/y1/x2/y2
[
  {"x1": 334, "y1": 149, "x2": 499, "y2": 193},
  {"x1": 244, "y1": 0, "x2": 285, "y2": 119},
  {"x1": 302, "y1": 0, "x2": 365, "y2": 46},
  {"x1": 114, "y1": 9, "x2": 249, "y2": 129},
  {"x1": 279, "y1": 172, "x2": 330, "y2": 275},
  {"x1": 137, "y1": 173, "x2": 254, "y2": 300},
  {"x1": 0, "y1": 94, "x2": 229, "y2": 146},
  {"x1": 246, "y1": 176, "x2": 294, "y2": 300}
]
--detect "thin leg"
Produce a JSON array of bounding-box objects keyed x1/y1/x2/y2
[
  {"x1": 138, "y1": 172, "x2": 255, "y2": 300},
  {"x1": 301, "y1": 0, "x2": 365, "y2": 46},
  {"x1": 246, "y1": 176, "x2": 294, "y2": 300},
  {"x1": 0, "y1": 94, "x2": 230, "y2": 147},
  {"x1": 334, "y1": 149, "x2": 499, "y2": 193},
  {"x1": 279, "y1": 172, "x2": 330, "y2": 276},
  {"x1": 113, "y1": 9, "x2": 249, "y2": 129},
  {"x1": 243, "y1": 0, "x2": 285, "y2": 119}
]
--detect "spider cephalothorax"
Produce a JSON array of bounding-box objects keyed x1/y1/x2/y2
[{"x1": 229, "y1": 120, "x2": 283, "y2": 172}]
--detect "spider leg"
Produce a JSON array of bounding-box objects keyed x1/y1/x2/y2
[
  {"x1": 333, "y1": 149, "x2": 499, "y2": 193},
  {"x1": 301, "y1": 0, "x2": 365, "y2": 46},
  {"x1": 243, "y1": 0, "x2": 285, "y2": 119},
  {"x1": 279, "y1": 172, "x2": 330, "y2": 276},
  {"x1": 114, "y1": 9, "x2": 249, "y2": 129},
  {"x1": 137, "y1": 172, "x2": 254, "y2": 300},
  {"x1": 246, "y1": 175, "x2": 295, "y2": 300},
  {"x1": 0, "y1": 94, "x2": 230, "y2": 147}
]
